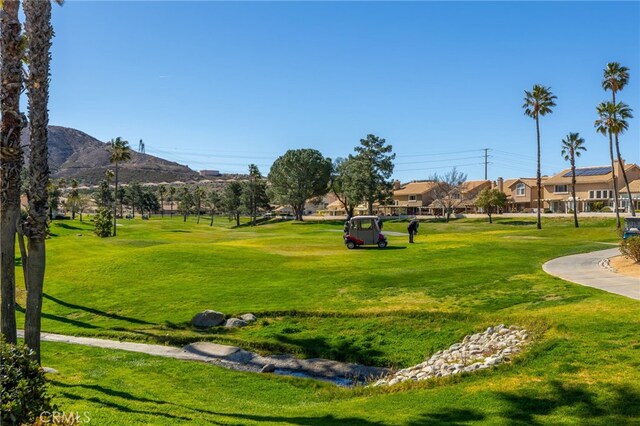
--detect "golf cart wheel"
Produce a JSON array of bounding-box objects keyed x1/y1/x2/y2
[
  {"x1": 377, "y1": 240, "x2": 387, "y2": 248},
  {"x1": 346, "y1": 241, "x2": 356, "y2": 250}
]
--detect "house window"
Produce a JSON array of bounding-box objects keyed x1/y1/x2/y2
[
  {"x1": 589, "y1": 190, "x2": 612, "y2": 199},
  {"x1": 554, "y1": 185, "x2": 568, "y2": 193},
  {"x1": 516, "y1": 183, "x2": 525, "y2": 196},
  {"x1": 408, "y1": 195, "x2": 417, "y2": 201}
]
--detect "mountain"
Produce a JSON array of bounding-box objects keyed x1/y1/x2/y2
[{"x1": 21, "y1": 126, "x2": 202, "y2": 184}]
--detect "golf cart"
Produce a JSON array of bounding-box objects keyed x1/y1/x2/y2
[
  {"x1": 344, "y1": 216, "x2": 387, "y2": 249},
  {"x1": 623, "y1": 217, "x2": 640, "y2": 239}
]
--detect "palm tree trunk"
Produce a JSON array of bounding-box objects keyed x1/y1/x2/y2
[
  {"x1": 0, "y1": 0, "x2": 23, "y2": 344},
  {"x1": 23, "y1": 0, "x2": 53, "y2": 363},
  {"x1": 571, "y1": 161, "x2": 579, "y2": 228},
  {"x1": 113, "y1": 162, "x2": 118, "y2": 236},
  {"x1": 160, "y1": 195, "x2": 164, "y2": 218},
  {"x1": 611, "y1": 91, "x2": 635, "y2": 216},
  {"x1": 210, "y1": 212, "x2": 214, "y2": 226},
  {"x1": 608, "y1": 132, "x2": 621, "y2": 228},
  {"x1": 536, "y1": 116, "x2": 542, "y2": 230}
]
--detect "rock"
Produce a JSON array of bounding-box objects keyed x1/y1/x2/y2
[
  {"x1": 225, "y1": 318, "x2": 249, "y2": 328},
  {"x1": 239, "y1": 313, "x2": 257, "y2": 323},
  {"x1": 191, "y1": 310, "x2": 225, "y2": 328},
  {"x1": 42, "y1": 367, "x2": 58, "y2": 374},
  {"x1": 260, "y1": 364, "x2": 276, "y2": 373}
]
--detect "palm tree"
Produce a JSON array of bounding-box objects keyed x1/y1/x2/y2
[
  {"x1": 595, "y1": 101, "x2": 632, "y2": 228},
  {"x1": 561, "y1": 133, "x2": 587, "y2": 228},
  {"x1": 158, "y1": 184, "x2": 167, "y2": 218},
  {"x1": 23, "y1": 0, "x2": 53, "y2": 363},
  {"x1": 108, "y1": 137, "x2": 131, "y2": 236},
  {"x1": 523, "y1": 84, "x2": 557, "y2": 230},
  {"x1": 0, "y1": 0, "x2": 23, "y2": 345},
  {"x1": 602, "y1": 62, "x2": 635, "y2": 216}
]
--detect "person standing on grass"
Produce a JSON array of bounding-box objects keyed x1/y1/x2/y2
[{"x1": 407, "y1": 217, "x2": 419, "y2": 243}]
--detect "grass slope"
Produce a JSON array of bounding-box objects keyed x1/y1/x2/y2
[{"x1": 12, "y1": 215, "x2": 640, "y2": 424}]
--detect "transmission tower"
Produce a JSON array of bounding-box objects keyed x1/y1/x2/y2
[{"x1": 139, "y1": 139, "x2": 145, "y2": 154}]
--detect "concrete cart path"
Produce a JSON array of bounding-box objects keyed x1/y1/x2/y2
[
  {"x1": 16, "y1": 331, "x2": 388, "y2": 385},
  {"x1": 543, "y1": 248, "x2": 639, "y2": 301}
]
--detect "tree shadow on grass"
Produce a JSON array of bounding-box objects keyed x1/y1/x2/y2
[
  {"x1": 405, "y1": 408, "x2": 485, "y2": 425},
  {"x1": 16, "y1": 304, "x2": 100, "y2": 329},
  {"x1": 43, "y1": 293, "x2": 154, "y2": 325},
  {"x1": 495, "y1": 220, "x2": 537, "y2": 226},
  {"x1": 54, "y1": 222, "x2": 83, "y2": 230},
  {"x1": 495, "y1": 381, "x2": 640, "y2": 425}
]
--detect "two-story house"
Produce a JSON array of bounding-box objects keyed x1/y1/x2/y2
[{"x1": 543, "y1": 161, "x2": 640, "y2": 213}]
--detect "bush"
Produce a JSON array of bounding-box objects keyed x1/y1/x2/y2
[
  {"x1": 601, "y1": 207, "x2": 612, "y2": 213},
  {"x1": 1, "y1": 340, "x2": 54, "y2": 425},
  {"x1": 93, "y1": 207, "x2": 113, "y2": 237},
  {"x1": 621, "y1": 237, "x2": 640, "y2": 263}
]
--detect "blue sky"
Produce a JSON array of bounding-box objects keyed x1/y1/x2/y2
[{"x1": 47, "y1": 1, "x2": 639, "y2": 182}]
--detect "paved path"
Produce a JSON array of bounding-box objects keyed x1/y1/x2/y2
[
  {"x1": 17, "y1": 331, "x2": 388, "y2": 385},
  {"x1": 543, "y1": 248, "x2": 639, "y2": 300}
]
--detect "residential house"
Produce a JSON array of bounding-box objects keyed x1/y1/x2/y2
[
  {"x1": 387, "y1": 180, "x2": 439, "y2": 215},
  {"x1": 502, "y1": 177, "x2": 547, "y2": 212},
  {"x1": 542, "y1": 161, "x2": 640, "y2": 213}
]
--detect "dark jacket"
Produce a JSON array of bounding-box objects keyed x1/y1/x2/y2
[{"x1": 407, "y1": 219, "x2": 419, "y2": 233}]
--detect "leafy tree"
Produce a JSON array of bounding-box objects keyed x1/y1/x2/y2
[
  {"x1": 242, "y1": 164, "x2": 269, "y2": 225},
  {"x1": 66, "y1": 178, "x2": 80, "y2": 219},
  {"x1": 595, "y1": 101, "x2": 632, "y2": 228},
  {"x1": 351, "y1": 134, "x2": 395, "y2": 215},
  {"x1": 561, "y1": 133, "x2": 587, "y2": 228},
  {"x1": 331, "y1": 157, "x2": 361, "y2": 218},
  {"x1": 523, "y1": 84, "x2": 556, "y2": 230},
  {"x1": 158, "y1": 184, "x2": 167, "y2": 218},
  {"x1": 207, "y1": 189, "x2": 221, "y2": 226},
  {"x1": 140, "y1": 189, "x2": 159, "y2": 216},
  {"x1": 475, "y1": 188, "x2": 507, "y2": 224},
  {"x1": 194, "y1": 186, "x2": 205, "y2": 224},
  {"x1": 268, "y1": 149, "x2": 332, "y2": 221},
  {"x1": 178, "y1": 187, "x2": 194, "y2": 222},
  {"x1": 223, "y1": 181, "x2": 243, "y2": 226},
  {"x1": 125, "y1": 182, "x2": 144, "y2": 218},
  {"x1": 46, "y1": 178, "x2": 62, "y2": 220},
  {"x1": 430, "y1": 168, "x2": 467, "y2": 223},
  {"x1": 77, "y1": 194, "x2": 90, "y2": 222},
  {"x1": 108, "y1": 137, "x2": 131, "y2": 235},
  {"x1": 22, "y1": 0, "x2": 54, "y2": 362},
  {"x1": 602, "y1": 62, "x2": 635, "y2": 217},
  {"x1": 168, "y1": 186, "x2": 176, "y2": 218},
  {"x1": 94, "y1": 205, "x2": 113, "y2": 237},
  {"x1": 0, "y1": 0, "x2": 23, "y2": 344}
]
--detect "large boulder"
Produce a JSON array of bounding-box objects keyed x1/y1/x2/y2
[
  {"x1": 224, "y1": 318, "x2": 248, "y2": 328},
  {"x1": 191, "y1": 310, "x2": 225, "y2": 328},
  {"x1": 239, "y1": 313, "x2": 257, "y2": 323}
]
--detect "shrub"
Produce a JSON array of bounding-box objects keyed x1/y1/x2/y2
[
  {"x1": 592, "y1": 201, "x2": 604, "y2": 211},
  {"x1": 93, "y1": 207, "x2": 113, "y2": 237},
  {"x1": 621, "y1": 237, "x2": 640, "y2": 263},
  {"x1": 601, "y1": 207, "x2": 612, "y2": 213},
  {"x1": 1, "y1": 340, "x2": 54, "y2": 425}
]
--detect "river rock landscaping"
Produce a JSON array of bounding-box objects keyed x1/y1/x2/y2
[{"x1": 371, "y1": 325, "x2": 530, "y2": 386}]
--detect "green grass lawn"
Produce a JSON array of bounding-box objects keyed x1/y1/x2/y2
[{"x1": 14, "y1": 215, "x2": 640, "y2": 424}]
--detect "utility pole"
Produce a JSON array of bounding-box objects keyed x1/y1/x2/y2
[{"x1": 484, "y1": 148, "x2": 489, "y2": 180}]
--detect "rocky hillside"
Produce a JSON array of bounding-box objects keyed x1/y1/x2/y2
[{"x1": 20, "y1": 126, "x2": 202, "y2": 184}]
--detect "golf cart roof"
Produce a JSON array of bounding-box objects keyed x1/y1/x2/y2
[
  {"x1": 351, "y1": 216, "x2": 379, "y2": 221},
  {"x1": 625, "y1": 217, "x2": 640, "y2": 225}
]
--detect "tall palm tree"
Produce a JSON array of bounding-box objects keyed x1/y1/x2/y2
[
  {"x1": 194, "y1": 186, "x2": 205, "y2": 224},
  {"x1": 523, "y1": 84, "x2": 557, "y2": 230},
  {"x1": 23, "y1": 0, "x2": 53, "y2": 363},
  {"x1": 561, "y1": 133, "x2": 587, "y2": 228},
  {"x1": 595, "y1": 101, "x2": 632, "y2": 228},
  {"x1": 0, "y1": 0, "x2": 24, "y2": 344},
  {"x1": 602, "y1": 62, "x2": 635, "y2": 216},
  {"x1": 108, "y1": 137, "x2": 131, "y2": 236}
]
